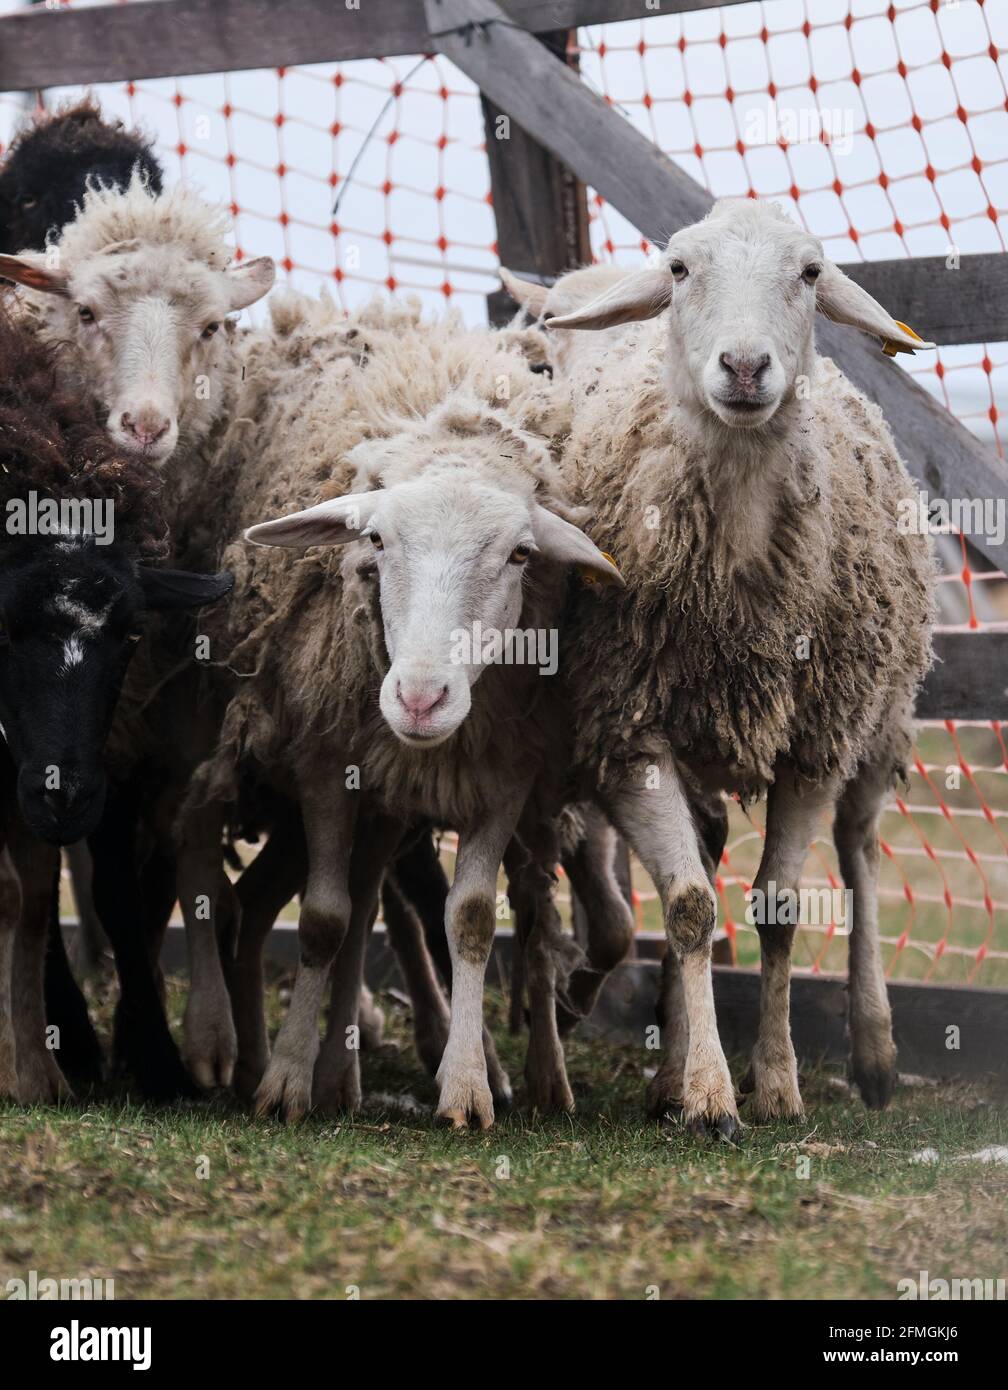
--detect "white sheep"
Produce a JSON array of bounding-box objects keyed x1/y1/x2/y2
[
  {"x1": 190, "y1": 291, "x2": 655, "y2": 1126},
  {"x1": 503, "y1": 198, "x2": 937, "y2": 1120}
]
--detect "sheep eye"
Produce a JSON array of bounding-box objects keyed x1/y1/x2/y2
[
  {"x1": 201, "y1": 321, "x2": 221, "y2": 339},
  {"x1": 802, "y1": 264, "x2": 822, "y2": 284},
  {"x1": 668, "y1": 260, "x2": 688, "y2": 281},
  {"x1": 369, "y1": 532, "x2": 384, "y2": 551},
  {"x1": 21, "y1": 197, "x2": 38, "y2": 211},
  {"x1": 509, "y1": 543, "x2": 532, "y2": 565},
  {"x1": 127, "y1": 631, "x2": 142, "y2": 645},
  {"x1": 77, "y1": 306, "x2": 95, "y2": 323}
]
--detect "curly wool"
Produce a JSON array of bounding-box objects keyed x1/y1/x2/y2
[
  {"x1": 187, "y1": 291, "x2": 578, "y2": 829},
  {"x1": 559, "y1": 340, "x2": 936, "y2": 795},
  {"x1": 0, "y1": 307, "x2": 165, "y2": 556}
]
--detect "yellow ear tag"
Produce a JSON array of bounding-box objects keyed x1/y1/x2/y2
[
  {"x1": 882, "y1": 320, "x2": 925, "y2": 357},
  {"x1": 580, "y1": 552, "x2": 621, "y2": 586}
]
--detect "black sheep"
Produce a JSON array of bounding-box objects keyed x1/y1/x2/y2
[{"x1": 0, "y1": 96, "x2": 163, "y2": 254}]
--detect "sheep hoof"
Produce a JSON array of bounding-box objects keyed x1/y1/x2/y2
[
  {"x1": 645, "y1": 1068, "x2": 685, "y2": 1121},
  {"x1": 16, "y1": 1052, "x2": 73, "y2": 1106},
  {"x1": 312, "y1": 1048, "x2": 362, "y2": 1115},
  {"x1": 746, "y1": 1066, "x2": 805, "y2": 1123},
  {"x1": 183, "y1": 1003, "x2": 238, "y2": 1091},
  {"x1": 253, "y1": 1056, "x2": 314, "y2": 1123},
  {"x1": 850, "y1": 1057, "x2": 897, "y2": 1111},
  {"x1": 435, "y1": 1059, "x2": 495, "y2": 1130},
  {"x1": 524, "y1": 1067, "x2": 575, "y2": 1115}
]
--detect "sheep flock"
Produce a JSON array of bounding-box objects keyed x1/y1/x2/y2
[{"x1": 0, "y1": 100, "x2": 937, "y2": 1140}]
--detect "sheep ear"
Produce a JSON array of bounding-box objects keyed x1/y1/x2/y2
[
  {"x1": 545, "y1": 268, "x2": 672, "y2": 331},
  {"x1": 138, "y1": 567, "x2": 234, "y2": 611},
  {"x1": 500, "y1": 269, "x2": 550, "y2": 319},
  {"x1": 223, "y1": 256, "x2": 275, "y2": 311},
  {"x1": 245, "y1": 492, "x2": 383, "y2": 549},
  {"x1": 815, "y1": 262, "x2": 934, "y2": 355},
  {"x1": 0, "y1": 253, "x2": 70, "y2": 297},
  {"x1": 531, "y1": 505, "x2": 624, "y2": 587}
]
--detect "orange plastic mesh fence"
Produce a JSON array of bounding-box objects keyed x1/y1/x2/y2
[{"x1": 1, "y1": 0, "x2": 1004, "y2": 984}]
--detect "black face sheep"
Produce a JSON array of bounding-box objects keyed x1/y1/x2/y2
[
  {"x1": 504, "y1": 197, "x2": 937, "y2": 1121},
  {"x1": 0, "y1": 309, "x2": 232, "y2": 1102},
  {"x1": 0, "y1": 97, "x2": 162, "y2": 256}
]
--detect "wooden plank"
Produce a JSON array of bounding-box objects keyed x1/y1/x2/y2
[
  {"x1": 586, "y1": 963, "x2": 1008, "y2": 1081},
  {"x1": 481, "y1": 29, "x2": 591, "y2": 328},
  {"x1": 0, "y1": 0, "x2": 754, "y2": 92},
  {"x1": 918, "y1": 632, "x2": 1008, "y2": 721},
  {"x1": 844, "y1": 254, "x2": 1008, "y2": 350},
  {"x1": 428, "y1": 0, "x2": 1008, "y2": 577}
]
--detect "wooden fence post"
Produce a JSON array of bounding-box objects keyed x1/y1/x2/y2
[{"x1": 481, "y1": 28, "x2": 590, "y2": 327}]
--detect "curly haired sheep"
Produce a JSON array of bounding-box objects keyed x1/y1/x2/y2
[
  {"x1": 0, "y1": 97, "x2": 162, "y2": 256},
  {"x1": 504, "y1": 198, "x2": 937, "y2": 1121},
  {"x1": 0, "y1": 308, "x2": 231, "y2": 1102}
]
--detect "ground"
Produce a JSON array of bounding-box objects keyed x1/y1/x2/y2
[{"x1": 1, "y1": 977, "x2": 1005, "y2": 1300}]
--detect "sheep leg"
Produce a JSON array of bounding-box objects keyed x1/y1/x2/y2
[
  {"x1": 506, "y1": 832, "x2": 578, "y2": 1114},
  {"x1": 381, "y1": 872, "x2": 451, "y2": 1078},
  {"x1": 557, "y1": 813, "x2": 635, "y2": 1033},
  {"x1": 437, "y1": 783, "x2": 531, "y2": 1128},
  {"x1": 253, "y1": 778, "x2": 358, "y2": 1122},
  {"x1": 64, "y1": 841, "x2": 109, "y2": 976},
  {"x1": 314, "y1": 838, "x2": 395, "y2": 1113},
  {"x1": 43, "y1": 900, "x2": 104, "y2": 1088},
  {"x1": 312, "y1": 816, "x2": 403, "y2": 1113},
  {"x1": 228, "y1": 817, "x2": 307, "y2": 1099},
  {"x1": 0, "y1": 845, "x2": 20, "y2": 1099},
  {"x1": 603, "y1": 758, "x2": 738, "y2": 1139},
  {"x1": 643, "y1": 789, "x2": 726, "y2": 1116},
  {"x1": 7, "y1": 822, "x2": 71, "y2": 1104},
  {"x1": 834, "y1": 760, "x2": 897, "y2": 1109},
  {"x1": 389, "y1": 831, "x2": 512, "y2": 1108},
  {"x1": 175, "y1": 803, "x2": 237, "y2": 1089},
  {"x1": 88, "y1": 789, "x2": 196, "y2": 1100},
  {"x1": 742, "y1": 770, "x2": 837, "y2": 1122},
  {"x1": 358, "y1": 982, "x2": 385, "y2": 1050}
]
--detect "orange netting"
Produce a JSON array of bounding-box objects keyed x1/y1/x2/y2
[{"x1": 1, "y1": 0, "x2": 1005, "y2": 984}]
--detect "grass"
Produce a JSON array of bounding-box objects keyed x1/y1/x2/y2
[{"x1": 2, "y1": 979, "x2": 1006, "y2": 1301}]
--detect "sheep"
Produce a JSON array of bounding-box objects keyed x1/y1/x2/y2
[
  {"x1": 503, "y1": 197, "x2": 937, "y2": 1119},
  {"x1": 0, "y1": 179, "x2": 275, "y2": 1096},
  {"x1": 232, "y1": 290, "x2": 739, "y2": 1137},
  {"x1": 0, "y1": 96, "x2": 166, "y2": 1084},
  {"x1": 0, "y1": 97, "x2": 162, "y2": 256},
  {"x1": 0, "y1": 307, "x2": 231, "y2": 1102}
]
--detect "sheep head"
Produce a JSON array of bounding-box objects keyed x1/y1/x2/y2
[
  {"x1": 245, "y1": 472, "x2": 620, "y2": 750},
  {"x1": 0, "y1": 179, "x2": 274, "y2": 467},
  {"x1": 546, "y1": 199, "x2": 933, "y2": 430}
]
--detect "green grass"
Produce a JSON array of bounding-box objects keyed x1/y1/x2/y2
[{"x1": 2, "y1": 981, "x2": 1005, "y2": 1301}]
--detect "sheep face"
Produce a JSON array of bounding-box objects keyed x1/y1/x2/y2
[
  {"x1": 0, "y1": 538, "x2": 231, "y2": 845},
  {"x1": 545, "y1": 199, "x2": 932, "y2": 430},
  {"x1": 245, "y1": 475, "x2": 621, "y2": 749},
  {"x1": 0, "y1": 245, "x2": 274, "y2": 467}
]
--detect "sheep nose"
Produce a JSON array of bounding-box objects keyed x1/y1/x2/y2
[
  {"x1": 719, "y1": 351, "x2": 771, "y2": 385},
  {"x1": 119, "y1": 408, "x2": 170, "y2": 447},
  {"x1": 396, "y1": 681, "x2": 449, "y2": 717}
]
